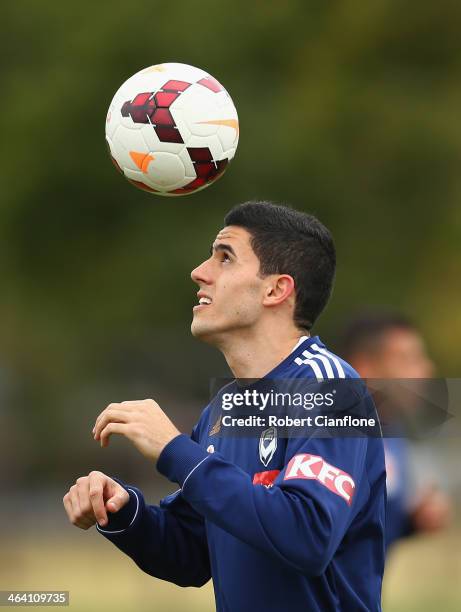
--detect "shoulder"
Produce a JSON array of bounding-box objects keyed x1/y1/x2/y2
[{"x1": 287, "y1": 337, "x2": 359, "y2": 381}]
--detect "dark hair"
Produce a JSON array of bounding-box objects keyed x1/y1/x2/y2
[
  {"x1": 339, "y1": 311, "x2": 416, "y2": 359},
  {"x1": 224, "y1": 201, "x2": 336, "y2": 331}
]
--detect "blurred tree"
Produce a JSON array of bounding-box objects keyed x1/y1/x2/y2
[{"x1": 0, "y1": 0, "x2": 460, "y2": 482}]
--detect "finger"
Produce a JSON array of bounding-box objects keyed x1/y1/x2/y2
[
  {"x1": 69, "y1": 485, "x2": 82, "y2": 516},
  {"x1": 76, "y1": 479, "x2": 96, "y2": 523},
  {"x1": 88, "y1": 473, "x2": 108, "y2": 525},
  {"x1": 94, "y1": 407, "x2": 133, "y2": 438},
  {"x1": 68, "y1": 486, "x2": 93, "y2": 529},
  {"x1": 93, "y1": 401, "x2": 148, "y2": 434},
  {"x1": 63, "y1": 492, "x2": 74, "y2": 523},
  {"x1": 105, "y1": 485, "x2": 129, "y2": 513},
  {"x1": 94, "y1": 409, "x2": 131, "y2": 440},
  {"x1": 106, "y1": 496, "x2": 124, "y2": 513},
  {"x1": 93, "y1": 403, "x2": 120, "y2": 433},
  {"x1": 99, "y1": 422, "x2": 130, "y2": 448},
  {"x1": 93, "y1": 403, "x2": 121, "y2": 434}
]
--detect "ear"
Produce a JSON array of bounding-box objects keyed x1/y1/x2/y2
[{"x1": 263, "y1": 275, "x2": 295, "y2": 307}]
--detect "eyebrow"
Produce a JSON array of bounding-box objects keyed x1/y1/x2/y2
[{"x1": 210, "y1": 243, "x2": 237, "y2": 257}]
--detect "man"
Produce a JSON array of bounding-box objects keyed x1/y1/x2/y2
[
  {"x1": 63, "y1": 202, "x2": 386, "y2": 611},
  {"x1": 340, "y1": 312, "x2": 452, "y2": 551}
]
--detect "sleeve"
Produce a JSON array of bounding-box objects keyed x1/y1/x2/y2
[
  {"x1": 157, "y1": 433, "x2": 370, "y2": 577},
  {"x1": 95, "y1": 422, "x2": 211, "y2": 587}
]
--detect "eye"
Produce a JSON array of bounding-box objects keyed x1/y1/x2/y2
[{"x1": 221, "y1": 252, "x2": 231, "y2": 263}]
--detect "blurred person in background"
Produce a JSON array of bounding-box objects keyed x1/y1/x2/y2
[{"x1": 340, "y1": 311, "x2": 452, "y2": 551}]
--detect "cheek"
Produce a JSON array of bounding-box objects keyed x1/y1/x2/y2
[
  {"x1": 228, "y1": 284, "x2": 263, "y2": 319},
  {"x1": 215, "y1": 269, "x2": 264, "y2": 310}
]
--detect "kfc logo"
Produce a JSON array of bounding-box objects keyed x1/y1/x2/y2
[{"x1": 284, "y1": 453, "x2": 356, "y2": 505}]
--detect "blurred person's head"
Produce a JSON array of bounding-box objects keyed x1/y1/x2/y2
[
  {"x1": 340, "y1": 312, "x2": 434, "y2": 379},
  {"x1": 340, "y1": 312, "x2": 437, "y2": 429},
  {"x1": 190, "y1": 201, "x2": 336, "y2": 347}
]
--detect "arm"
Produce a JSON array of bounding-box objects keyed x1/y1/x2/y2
[
  {"x1": 96, "y1": 416, "x2": 211, "y2": 587},
  {"x1": 66, "y1": 416, "x2": 212, "y2": 587},
  {"x1": 97, "y1": 482, "x2": 211, "y2": 587},
  {"x1": 157, "y1": 433, "x2": 372, "y2": 576}
]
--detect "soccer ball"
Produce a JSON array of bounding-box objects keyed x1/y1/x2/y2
[{"x1": 105, "y1": 63, "x2": 239, "y2": 196}]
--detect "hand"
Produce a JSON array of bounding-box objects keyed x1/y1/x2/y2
[
  {"x1": 63, "y1": 471, "x2": 130, "y2": 529},
  {"x1": 411, "y1": 487, "x2": 453, "y2": 533},
  {"x1": 92, "y1": 399, "x2": 181, "y2": 462}
]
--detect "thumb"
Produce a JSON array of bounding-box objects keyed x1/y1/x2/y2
[{"x1": 105, "y1": 489, "x2": 129, "y2": 513}]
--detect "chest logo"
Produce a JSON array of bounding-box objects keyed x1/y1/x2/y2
[{"x1": 259, "y1": 426, "x2": 277, "y2": 467}]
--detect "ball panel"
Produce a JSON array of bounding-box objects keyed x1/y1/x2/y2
[
  {"x1": 185, "y1": 134, "x2": 226, "y2": 164},
  {"x1": 105, "y1": 107, "x2": 119, "y2": 139},
  {"x1": 142, "y1": 151, "x2": 187, "y2": 190},
  {"x1": 112, "y1": 125, "x2": 149, "y2": 171},
  {"x1": 216, "y1": 123, "x2": 239, "y2": 155},
  {"x1": 140, "y1": 124, "x2": 185, "y2": 156},
  {"x1": 178, "y1": 147, "x2": 197, "y2": 179}
]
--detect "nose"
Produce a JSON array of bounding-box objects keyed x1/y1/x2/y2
[{"x1": 191, "y1": 258, "x2": 213, "y2": 286}]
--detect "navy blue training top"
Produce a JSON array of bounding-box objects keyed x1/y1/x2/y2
[{"x1": 97, "y1": 336, "x2": 386, "y2": 611}]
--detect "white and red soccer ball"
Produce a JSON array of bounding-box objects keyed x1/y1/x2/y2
[{"x1": 105, "y1": 63, "x2": 239, "y2": 196}]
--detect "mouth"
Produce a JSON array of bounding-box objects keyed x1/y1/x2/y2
[{"x1": 193, "y1": 293, "x2": 213, "y2": 311}]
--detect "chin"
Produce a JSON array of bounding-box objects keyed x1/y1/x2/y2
[
  {"x1": 191, "y1": 319, "x2": 223, "y2": 345},
  {"x1": 191, "y1": 320, "x2": 213, "y2": 340}
]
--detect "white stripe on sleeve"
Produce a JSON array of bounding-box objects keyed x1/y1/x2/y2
[
  {"x1": 311, "y1": 343, "x2": 346, "y2": 378},
  {"x1": 96, "y1": 487, "x2": 140, "y2": 535}
]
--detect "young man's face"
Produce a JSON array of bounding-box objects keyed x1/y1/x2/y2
[{"x1": 190, "y1": 226, "x2": 268, "y2": 343}]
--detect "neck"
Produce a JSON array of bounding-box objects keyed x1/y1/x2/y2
[{"x1": 216, "y1": 320, "x2": 308, "y2": 379}]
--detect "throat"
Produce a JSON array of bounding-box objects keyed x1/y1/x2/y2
[{"x1": 222, "y1": 333, "x2": 308, "y2": 379}]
